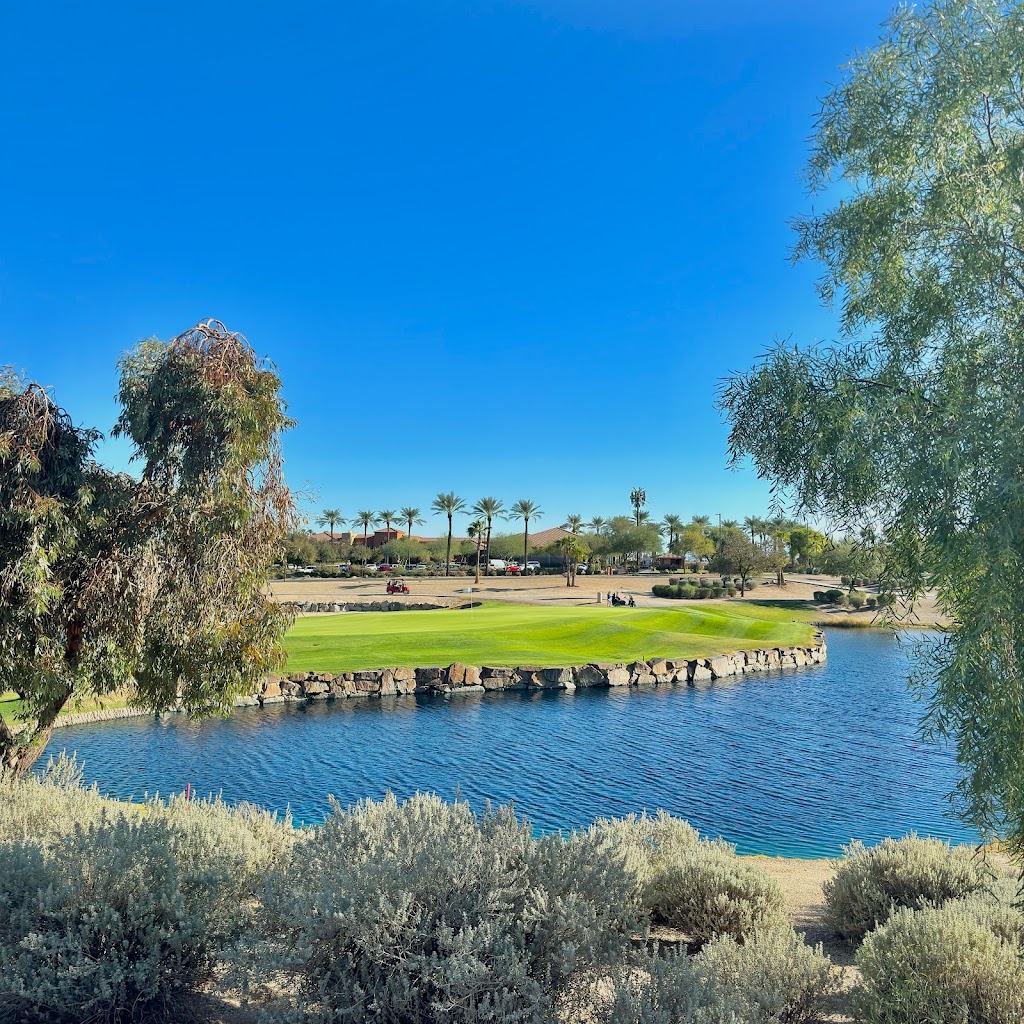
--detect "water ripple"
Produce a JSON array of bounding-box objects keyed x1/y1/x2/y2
[{"x1": 39, "y1": 631, "x2": 977, "y2": 857}]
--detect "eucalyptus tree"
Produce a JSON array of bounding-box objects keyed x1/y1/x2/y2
[
  {"x1": 431, "y1": 491, "x2": 466, "y2": 576},
  {"x1": 507, "y1": 499, "x2": 542, "y2": 571},
  {"x1": 719, "y1": 0, "x2": 1024, "y2": 854},
  {"x1": 400, "y1": 506, "x2": 424, "y2": 539},
  {"x1": 471, "y1": 496, "x2": 504, "y2": 575},
  {"x1": 351, "y1": 510, "x2": 378, "y2": 562},
  {"x1": 629, "y1": 487, "x2": 647, "y2": 527},
  {"x1": 467, "y1": 519, "x2": 485, "y2": 584},
  {"x1": 0, "y1": 321, "x2": 296, "y2": 775},
  {"x1": 316, "y1": 508, "x2": 343, "y2": 541},
  {"x1": 561, "y1": 514, "x2": 584, "y2": 534}
]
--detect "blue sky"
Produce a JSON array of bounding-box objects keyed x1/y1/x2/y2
[{"x1": 1, "y1": 0, "x2": 893, "y2": 532}]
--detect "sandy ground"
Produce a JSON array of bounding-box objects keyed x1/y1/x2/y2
[{"x1": 270, "y1": 571, "x2": 947, "y2": 625}]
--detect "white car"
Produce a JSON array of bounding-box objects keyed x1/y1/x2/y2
[
  {"x1": 526, "y1": 561, "x2": 541, "y2": 572},
  {"x1": 576, "y1": 562, "x2": 589, "y2": 574}
]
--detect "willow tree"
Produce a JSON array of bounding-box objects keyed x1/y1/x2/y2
[
  {"x1": 0, "y1": 321, "x2": 295, "y2": 775},
  {"x1": 719, "y1": 0, "x2": 1024, "y2": 854}
]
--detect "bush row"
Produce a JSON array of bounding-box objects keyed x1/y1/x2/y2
[
  {"x1": 1, "y1": 764, "x2": 833, "y2": 1024},
  {"x1": 813, "y1": 588, "x2": 897, "y2": 610},
  {"x1": 3, "y1": 767, "x2": 1019, "y2": 1024},
  {"x1": 652, "y1": 584, "x2": 739, "y2": 600}
]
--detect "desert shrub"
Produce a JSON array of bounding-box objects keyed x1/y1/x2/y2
[
  {"x1": 652, "y1": 585, "x2": 672, "y2": 598},
  {"x1": 744, "y1": 579, "x2": 757, "y2": 591},
  {"x1": 866, "y1": 596, "x2": 877, "y2": 609},
  {"x1": 0, "y1": 760, "x2": 294, "y2": 1022},
  {"x1": 812, "y1": 591, "x2": 827, "y2": 602},
  {"x1": 823, "y1": 588, "x2": 844, "y2": 604},
  {"x1": 647, "y1": 841, "x2": 788, "y2": 947},
  {"x1": 694, "y1": 926, "x2": 838, "y2": 1024},
  {"x1": 876, "y1": 592, "x2": 896, "y2": 607},
  {"x1": 823, "y1": 835, "x2": 989, "y2": 942},
  {"x1": 855, "y1": 903, "x2": 1024, "y2": 1024},
  {"x1": 0, "y1": 804, "x2": 281, "y2": 1022},
  {"x1": 669, "y1": 577, "x2": 680, "y2": 585},
  {"x1": 695, "y1": 588, "x2": 712, "y2": 599},
  {"x1": 587, "y1": 811, "x2": 700, "y2": 898},
  {"x1": 726, "y1": 586, "x2": 737, "y2": 597},
  {"x1": 568, "y1": 928, "x2": 835, "y2": 1024},
  {"x1": 710, "y1": 587, "x2": 724, "y2": 598},
  {"x1": 840, "y1": 575, "x2": 851, "y2": 587},
  {"x1": 848, "y1": 590, "x2": 866, "y2": 609},
  {"x1": 261, "y1": 793, "x2": 642, "y2": 1023}
]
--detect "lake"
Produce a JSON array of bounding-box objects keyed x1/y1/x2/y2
[{"x1": 42, "y1": 629, "x2": 975, "y2": 857}]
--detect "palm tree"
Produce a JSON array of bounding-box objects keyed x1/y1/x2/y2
[
  {"x1": 316, "y1": 508, "x2": 343, "y2": 541},
  {"x1": 508, "y1": 499, "x2": 543, "y2": 571},
  {"x1": 351, "y1": 510, "x2": 377, "y2": 563},
  {"x1": 471, "y1": 497, "x2": 504, "y2": 576},
  {"x1": 587, "y1": 515, "x2": 607, "y2": 536},
  {"x1": 468, "y1": 519, "x2": 485, "y2": 584},
  {"x1": 743, "y1": 515, "x2": 761, "y2": 547},
  {"x1": 400, "y1": 506, "x2": 424, "y2": 541},
  {"x1": 561, "y1": 514, "x2": 584, "y2": 534},
  {"x1": 662, "y1": 513, "x2": 683, "y2": 553},
  {"x1": 629, "y1": 487, "x2": 647, "y2": 527},
  {"x1": 431, "y1": 491, "x2": 466, "y2": 577},
  {"x1": 377, "y1": 508, "x2": 398, "y2": 545}
]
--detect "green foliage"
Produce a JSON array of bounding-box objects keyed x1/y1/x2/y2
[
  {"x1": 260, "y1": 793, "x2": 642, "y2": 1023},
  {"x1": 855, "y1": 902, "x2": 1024, "y2": 1024},
  {"x1": 823, "y1": 836, "x2": 990, "y2": 942},
  {"x1": 0, "y1": 321, "x2": 296, "y2": 774},
  {"x1": 719, "y1": 0, "x2": 1024, "y2": 854},
  {"x1": 848, "y1": 590, "x2": 866, "y2": 609}
]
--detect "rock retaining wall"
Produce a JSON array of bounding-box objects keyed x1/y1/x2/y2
[
  {"x1": 255, "y1": 633, "x2": 826, "y2": 705},
  {"x1": 49, "y1": 634, "x2": 825, "y2": 729}
]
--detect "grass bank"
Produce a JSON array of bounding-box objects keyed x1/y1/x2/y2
[{"x1": 283, "y1": 601, "x2": 816, "y2": 674}]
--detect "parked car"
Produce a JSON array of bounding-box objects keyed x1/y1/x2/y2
[
  {"x1": 378, "y1": 563, "x2": 397, "y2": 572},
  {"x1": 488, "y1": 559, "x2": 507, "y2": 572},
  {"x1": 526, "y1": 561, "x2": 541, "y2": 572},
  {"x1": 506, "y1": 562, "x2": 523, "y2": 574},
  {"x1": 297, "y1": 565, "x2": 315, "y2": 575},
  {"x1": 576, "y1": 562, "x2": 589, "y2": 574},
  {"x1": 407, "y1": 563, "x2": 428, "y2": 572}
]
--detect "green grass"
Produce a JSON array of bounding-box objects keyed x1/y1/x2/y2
[{"x1": 283, "y1": 601, "x2": 816, "y2": 673}]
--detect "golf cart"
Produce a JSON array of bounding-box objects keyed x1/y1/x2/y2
[{"x1": 387, "y1": 578, "x2": 410, "y2": 595}]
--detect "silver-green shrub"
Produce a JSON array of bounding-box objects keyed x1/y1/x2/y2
[
  {"x1": 564, "y1": 928, "x2": 835, "y2": 1024},
  {"x1": 260, "y1": 793, "x2": 643, "y2": 1024},
  {"x1": 647, "y1": 841, "x2": 788, "y2": 947},
  {"x1": 0, "y1": 759, "x2": 293, "y2": 1022},
  {"x1": 587, "y1": 811, "x2": 701, "y2": 895},
  {"x1": 823, "y1": 835, "x2": 989, "y2": 941},
  {"x1": 693, "y1": 927, "x2": 837, "y2": 1024},
  {"x1": 855, "y1": 902, "x2": 1024, "y2": 1024}
]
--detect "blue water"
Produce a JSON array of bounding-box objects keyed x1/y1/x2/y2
[{"x1": 41, "y1": 630, "x2": 976, "y2": 857}]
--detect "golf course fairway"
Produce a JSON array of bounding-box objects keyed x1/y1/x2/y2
[{"x1": 283, "y1": 601, "x2": 816, "y2": 673}]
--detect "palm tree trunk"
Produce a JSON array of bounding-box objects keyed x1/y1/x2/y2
[
  {"x1": 523, "y1": 518, "x2": 529, "y2": 571},
  {"x1": 475, "y1": 534, "x2": 481, "y2": 584},
  {"x1": 446, "y1": 516, "x2": 452, "y2": 577},
  {"x1": 485, "y1": 518, "x2": 492, "y2": 576}
]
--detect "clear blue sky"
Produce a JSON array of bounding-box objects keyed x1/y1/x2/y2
[{"x1": 1, "y1": 0, "x2": 893, "y2": 532}]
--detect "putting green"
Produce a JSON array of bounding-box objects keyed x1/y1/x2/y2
[{"x1": 283, "y1": 601, "x2": 815, "y2": 673}]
